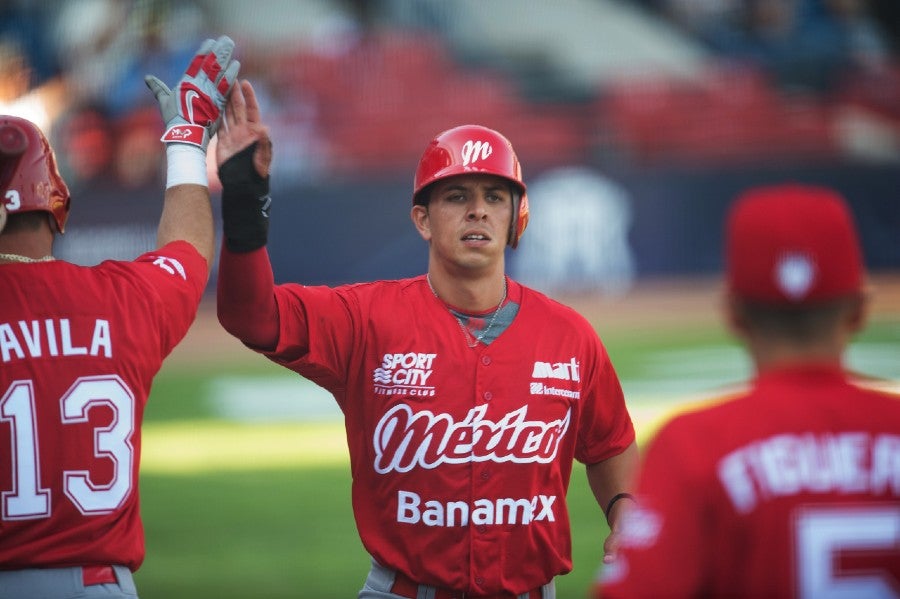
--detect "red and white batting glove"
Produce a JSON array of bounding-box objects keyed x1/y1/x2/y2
[{"x1": 145, "y1": 35, "x2": 240, "y2": 152}]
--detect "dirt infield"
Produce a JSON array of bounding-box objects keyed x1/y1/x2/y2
[{"x1": 168, "y1": 274, "x2": 900, "y2": 368}]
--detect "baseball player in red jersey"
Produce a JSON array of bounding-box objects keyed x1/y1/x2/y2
[
  {"x1": 598, "y1": 185, "x2": 900, "y2": 599},
  {"x1": 0, "y1": 36, "x2": 246, "y2": 598},
  {"x1": 215, "y1": 121, "x2": 639, "y2": 597}
]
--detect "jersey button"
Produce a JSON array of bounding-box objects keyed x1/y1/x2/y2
[
  {"x1": 481, "y1": 355, "x2": 491, "y2": 366},
  {"x1": 483, "y1": 391, "x2": 493, "y2": 401},
  {"x1": 480, "y1": 470, "x2": 490, "y2": 480}
]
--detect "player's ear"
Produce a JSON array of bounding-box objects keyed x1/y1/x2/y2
[
  {"x1": 411, "y1": 204, "x2": 431, "y2": 242},
  {"x1": 844, "y1": 291, "x2": 869, "y2": 335}
]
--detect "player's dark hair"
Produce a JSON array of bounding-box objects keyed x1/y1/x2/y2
[
  {"x1": 413, "y1": 182, "x2": 434, "y2": 207},
  {"x1": 734, "y1": 296, "x2": 858, "y2": 344},
  {"x1": 1, "y1": 210, "x2": 48, "y2": 233}
]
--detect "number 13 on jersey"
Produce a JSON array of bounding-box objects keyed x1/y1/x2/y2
[{"x1": 1, "y1": 376, "x2": 135, "y2": 520}]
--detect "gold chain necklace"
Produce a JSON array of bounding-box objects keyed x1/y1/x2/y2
[
  {"x1": 427, "y1": 273, "x2": 507, "y2": 348},
  {"x1": 0, "y1": 253, "x2": 55, "y2": 263}
]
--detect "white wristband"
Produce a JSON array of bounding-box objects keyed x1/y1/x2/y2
[{"x1": 165, "y1": 144, "x2": 208, "y2": 188}]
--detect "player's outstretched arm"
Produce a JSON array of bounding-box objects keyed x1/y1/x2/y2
[
  {"x1": 216, "y1": 79, "x2": 279, "y2": 349},
  {"x1": 146, "y1": 35, "x2": 240, "y2": 270}
]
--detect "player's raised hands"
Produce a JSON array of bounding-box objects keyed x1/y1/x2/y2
[
  {"x1": 217, "y1": 79, "x2": 272, "y2": 253},
  {"x1": 216, "y1": 79, "x2": 271, "y2": 177},
  {"x1": 145, "y1": 35, "x2": 240, "y2": 152}
]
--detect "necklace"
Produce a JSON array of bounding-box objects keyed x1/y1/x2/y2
[
  {"x1": 427, "y1": 273, "x2": 507, "y2": 348},
  {"x1": 0, "y1": 253, "x2": 55, "y2": 263}
]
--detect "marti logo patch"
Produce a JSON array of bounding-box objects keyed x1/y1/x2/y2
[
  {"x1": 530, "y1": 358, "x2": 581, "y2": 399},
  {"x1": 532, "y1": 358, "x2": 580, "y2": 381},
  {"x1": 374, "y1": 352, "x2": 437, "y2": 397}
]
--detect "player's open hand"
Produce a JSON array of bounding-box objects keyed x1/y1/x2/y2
[
  {"x1": 217, "y1": 79, "x2": 271, "y2": 178},
  {"x1": 218, "y1": 79, "x2": 272, "y2": 253},
  {"x1": 145, "y1": 35, "x2": 239, "y2": 152}
]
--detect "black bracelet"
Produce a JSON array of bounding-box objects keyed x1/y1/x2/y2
[{"x1": 604, "y1": 492, "x2": 635, "y2": 525}]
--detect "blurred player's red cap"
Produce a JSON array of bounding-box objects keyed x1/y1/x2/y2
[{"x1": 726, "y1": 184, "x2": 864, "y2": 304}]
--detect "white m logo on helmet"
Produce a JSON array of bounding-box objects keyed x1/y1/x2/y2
[{"x1": 461, "y1": 140, "x2": 493, "y2": 166}]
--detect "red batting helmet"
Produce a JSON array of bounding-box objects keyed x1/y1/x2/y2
[
  {"x1": 413, "y1": 124, "x2": 529, "y2": 248},
  {"x1": 0, "y1": 115, "x2": 71, "y2": 233}
]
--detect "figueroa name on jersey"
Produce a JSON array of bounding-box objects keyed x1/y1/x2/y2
[{"x1": 718, "y1": 431, "x2": 900, "y2": 513}]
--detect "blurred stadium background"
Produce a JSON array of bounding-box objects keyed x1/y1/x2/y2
[
  {"x1": 3, "y1": 0, "x2": 899, "y2": 597},
  {"x1": 3, "y1": 0, "x2": 899, "y2": 285}
]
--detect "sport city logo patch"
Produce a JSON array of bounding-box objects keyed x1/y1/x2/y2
[
  {"x1": 373, "y1": 352, "x2": 437, "y2": 397},
  {"x1": 530, "y1": 357, "x2": 581, "y2": 399}
]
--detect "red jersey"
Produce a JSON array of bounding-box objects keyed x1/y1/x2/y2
[
  {"x1": 599, "y1": 364, "x2": 900, "y2": 599},
  {"x1": 0, "y1": 241, "x2": 207, "y2": 571},
  {"x1": 257, "y1": 275, "x2": 634, "y2": 595}
]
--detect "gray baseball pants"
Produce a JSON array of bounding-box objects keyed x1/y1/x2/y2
[{"x1": 0, "y1": 565, "x2": 137, "y2": 598}]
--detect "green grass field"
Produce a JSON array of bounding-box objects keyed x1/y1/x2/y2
[{"x1": 131, "y1": 293, "x2": 900, "y2": 599}]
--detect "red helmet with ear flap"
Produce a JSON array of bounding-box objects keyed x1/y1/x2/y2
[
  {"x1": 413, "y1": 124, "x2": 530, "y2": 249},
  {"x1": 0, "y1": 115, "x2": 71, "y2": 233}
]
